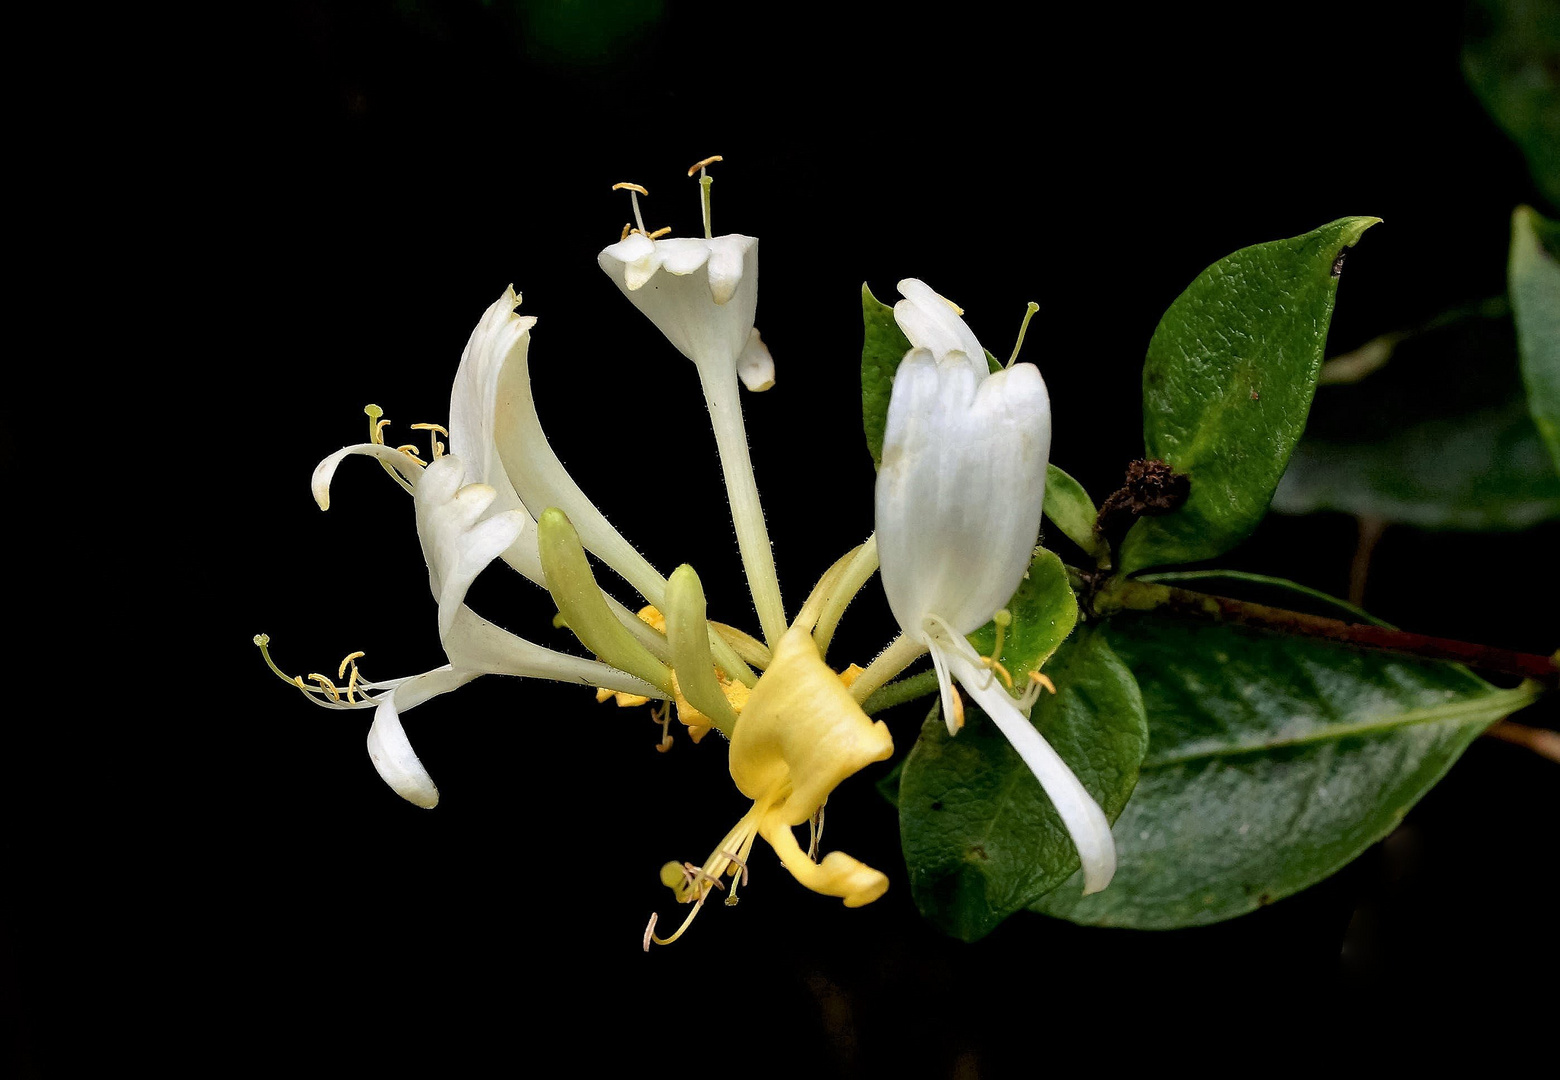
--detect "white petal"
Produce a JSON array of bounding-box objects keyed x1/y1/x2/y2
[
  {"x1": 365, "y1": 667, "x2": 479, "y2": 808},
  {"x1": 413, "y1": 456, "x2": 530, "y2": 639},
  {"x1": 894, "y1": 278, "x2": 986, "y2": 366},
  {"x1": 875, "y1": 353, "x2": 1051, "y2": 635},
  {"x1": 447, "y1": 285, "x2": 537, "y2": 530},
  {"x1": 657, "y1": 237, "x2": 713, "y2": 276},
  {"x1": 706, "y1": 235, "x2": 754, "y2": 305},
  {"x1": 599, "y1": 233, "x2": 661, "y2": 290},
  {"x1": 736, "y1": 328, "x2": 775, "y2": 391},
  {"x1": 938, "y1": 640, "x2": 1116, "y2": 894},
  {"x1": 311, "y1": 443, "x2": 422, "y2": 510}
]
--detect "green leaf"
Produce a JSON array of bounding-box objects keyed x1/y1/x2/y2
[
  {"x1": 966, "y1": 547, "x2": 1078, "y2": 690},
  {"x1": 899, "y1": 626, "x2": 1148, "y2": 941},
  {"x1": 1119, "y1": 217, "x2": 1381, "y2": 574},
  {"x1": 1463, "y1": 0, "x2": 1560, "y2": 210},
  {"x1": 1511, "y1": 205, "x2": 1560, "y2": 475},
  {"x1": 1043, "y1": 464, "x2": 1107, "y2": 561},
  {"x1": 1029, "y1": 596, "x2": 1536, "y2": 930},
  {"x1": 1272, "y1": 299, "x2": 1560, "y2": 529},
  {"x1": 861, "y1": 283, "x2": 913, "y2": 467}
]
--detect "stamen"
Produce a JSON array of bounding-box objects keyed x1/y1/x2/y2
[
  {"x1": 645, "y1": 226, "x2": 672, "y2": 239},
  {"x1": 337, "y1": 651, "x2": 367, "y2": 679},
  {"x1": 306, "y1": 673, "x2": 341, "y2": 702},
  {"x1": 950, "y1": 685, "x2": 966, "y2": 731},
  {"x1": 620, "y1": 222, "x2": 633, "y2": 242},
  {"x1": 363, "y1": 405, "x2": 415, "y2": 494},
  {"x1": 807, "y1": 804, "x2": 826, "y2": 863},
  {"x1": 646, "y1": 898, "x2": 705, "y2": 948},
  {"x1": 1006, "y1": 302, "x2": 1041, "y2": 368},
  {"x1": 981, "y1": 658, "x2": 1014, "y2": 689},
  {"x1": 612, "y1": 181, "x2": 649, "y2": 236},
  {"x1": 687, "y1": 154, "x2": 722, "y2": 238},
  {"x1": 1017, "y1": 669, "x2": 1058, "y2": 710},
  {"x1": 989, "y1": 609, "x2": 1011, "y2": 662},
  {"x1": 394, "y1": 444, "x2": 426, "y2": 464},
  {"x1": 410, "y1": 423, "x2": 449, "y2": 461},
  {"x1": 716, "y1": 850, "x2": 750, "y2": 887}
]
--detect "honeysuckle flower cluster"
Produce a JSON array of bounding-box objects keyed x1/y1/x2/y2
[{"x1": 257, "y1": 158, "x2": 1115, "y2": 948}]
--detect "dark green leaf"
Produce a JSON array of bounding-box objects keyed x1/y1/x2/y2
[
  {"x1": 1272, "y1": 300, "x2": 1560, "y2": 529},
  {"x1": 1030, "y1": 597, "x2": 1536, "y2": 929},
  {"x1": 861, "y1": 283, "x2": 914, "y2": 467},
  {"x1": 1120, "y1": 217, "x2": 1381, "y2": 574},
  {"x1": 1511, "y1": 205, "x2": 1560, "y2": 474},
  {"x1": 1043, "y1": 464, "x2": 1107, "y2": 562},
  {"x1": 899, "y1": 627, "x2": 1148, "y2": 941},
  {"x1": 1463, "y1": 0, "x2": 1560, "y2": 209},
  {"x1": 967, "y1": 547, "x2": 1078, "y2": 689}
]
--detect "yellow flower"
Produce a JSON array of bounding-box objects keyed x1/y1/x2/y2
[{"x1": 647, "y1": 624, "x2": 894, "y2": 948}]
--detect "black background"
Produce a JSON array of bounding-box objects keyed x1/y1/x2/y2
[{"x1": 22, "y1": 1, "x2": 1558, "y2": 1075}]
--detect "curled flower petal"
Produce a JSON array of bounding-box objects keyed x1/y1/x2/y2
[
  {"x1": 311, "y1": 443, "x2": 422, "y2": 510},
  {"x1": 736, "y1": 328, "x2": 775, "y2": 392},
  {"x1": 365, "y1": 666, "x2": 481, "y2": 809}
]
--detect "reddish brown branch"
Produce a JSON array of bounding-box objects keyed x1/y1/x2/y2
[{"x1": 1101, "y1": 580, "x2": 1559, "y2": 685}]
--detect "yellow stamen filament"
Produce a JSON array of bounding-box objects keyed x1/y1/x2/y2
[
  {"x1": 982, "y1": 658, "x2": 1014, "y2": 689},
  {"x1": 687, "y1": 155, "x2": 724, "y2": 176},
  {"x1": 1006, "y1": 301, "x2": 1041, "y2": 368}
]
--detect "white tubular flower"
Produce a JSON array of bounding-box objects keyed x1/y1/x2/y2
[
  {"x1": 874, "y1": 278, "x2": 1116, "y2": 896},
  {"x1": 597, "y1": 233, "x2": 771, "y2": 389},
  {"x1": 278, "y1": 449, "x2": 665, "y2": 809},
  {"x1": 595, "y1": 176, "x2": 786, "y2": 647}
]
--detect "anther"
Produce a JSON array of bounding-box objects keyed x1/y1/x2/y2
[
  {"x1": 373, "y1": 419, "x2": 391, "y2": 444},
  {"x1": 1006, "y1": 302, "x2": 1041, "y2": 368},
  {"x1": 981, "y1": 658, "x2": 1014, "y2": 689},
  {"x1": 646, "y1": 226, "x2": 672, "y2": 239},
  {"x1": 612, "y1": 182, "x2": 649, "y2": 236},
  {"x1": 306, "y1": 673, "x2": 341, "y2": 702},
  {"x1": 687, "y1": 155, "x2": 723, "y2": 176},
  {"x1": 1030, "y1": 671, "x2": 1056, "y2": 695},
  {"x1": 643, "y1": 913, "x2": 657, "y2": 952},
  {"x1": 410, "y1": 423, "x2": 449, "y2": 460},
  {"x1": 951, "y1": 686, "x2": 966, "y2": 730},
  {"x1": 620, "y1": 222, "x2": 633, "y2": 241},
  {"x1": 337, "y1": 651, "x2": 366, "y2": 679}
]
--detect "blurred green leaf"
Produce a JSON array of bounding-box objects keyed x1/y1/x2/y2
[
  {"x1": 1272, "y1": 299, "x2": 1560, "y2": 529},
  {"x1": 1463, "y1": 0, "x2": 1560, "y2": 209},
  {"x1": 1120, "y1": 218, "x2": 1380, "y2": 574},
  {"x1": 1029, "y1": 590, "x2": 1535, "y2": 930},
  {"x1": 899, "y1": 627, "x2": 1147, "y2": 941},
  {"x1": 1511, "y1": 205, "x2": 1560, "y2": 473}
]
